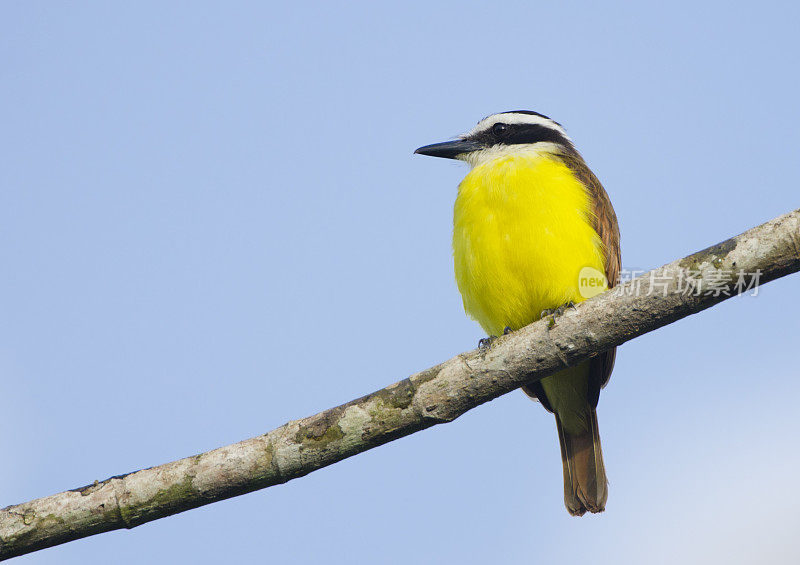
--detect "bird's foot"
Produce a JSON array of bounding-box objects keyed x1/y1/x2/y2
[
  {"x1": 479, "y1": 327, "x2": 513, "y2": 350},
  {"x1": 540, "y1": 302, "x2": 577, "y2": 328},
  {"x1": 478, "y1": 335, "x2": 497, "y2": 350},
  {"x1": 540, "y1": 301, "x2": 577, "y2": 319}
]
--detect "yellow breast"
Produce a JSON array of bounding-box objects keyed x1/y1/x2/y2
[{"x1": 453, "y1": 152, "x2": 606, "y2": 336}]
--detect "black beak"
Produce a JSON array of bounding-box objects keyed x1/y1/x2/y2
[{"x1": 414, "y1": 139, "x2": 482, "y2": 159}]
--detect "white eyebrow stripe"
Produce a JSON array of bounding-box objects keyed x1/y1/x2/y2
[{"x1": 465, "y1": 112, "x2": 570, "y2": 140}]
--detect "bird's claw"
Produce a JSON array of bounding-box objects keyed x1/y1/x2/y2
[
  {"x1": 541, "y1": 301, "x2": 577, "y2": 328},
  {"x1": 479, "y1": 327, "x2": 513, "y2": 350},
  {"x1": 478, "y1": 335, "x2": 498, "y2": 350}
]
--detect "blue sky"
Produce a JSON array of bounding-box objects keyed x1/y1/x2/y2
[{"x1": 2, "y1": 2, "x2": 799, "y2": 563}]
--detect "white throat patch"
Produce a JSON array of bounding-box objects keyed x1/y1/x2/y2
[{"x1": 458, "y1": 142, "x2": 565, "y2": 169}]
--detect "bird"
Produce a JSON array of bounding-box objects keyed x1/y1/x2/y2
[{"x1": 415, "y1": 110, "x2": 620, "y2": 516}]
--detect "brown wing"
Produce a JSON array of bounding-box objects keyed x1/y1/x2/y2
[
  {"x1": 560, "y1": 151, "x2": 621, "y2": 405},
  {"x1": 522, "y1": 149, "x2": 621, "y2": 410}
]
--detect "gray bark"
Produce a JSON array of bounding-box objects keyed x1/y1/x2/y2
[{"x1": 2, "y1": 208, "x2": 798, "y2": 561}]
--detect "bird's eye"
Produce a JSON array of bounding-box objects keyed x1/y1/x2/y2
[{"x1": 492, "y1": 123, "x2": 509, "y2": 136}]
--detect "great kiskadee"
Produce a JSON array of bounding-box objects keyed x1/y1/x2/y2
[{"x1": 415, "y1": 111, "x2": 620, "y2": 516}]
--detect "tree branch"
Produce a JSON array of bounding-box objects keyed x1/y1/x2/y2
[{"x1": 2, "y1": 209, "x2": 799, "y2": 560}]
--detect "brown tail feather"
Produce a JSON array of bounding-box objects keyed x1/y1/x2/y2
[{"x1": 555, "y1": 407, "x2": 607, "y2": 516}]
